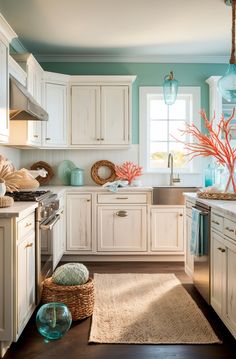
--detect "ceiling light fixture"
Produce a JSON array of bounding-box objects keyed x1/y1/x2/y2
[
  {"x1": 163, "y1": 71, "x2": 178, "y2": 105},
  {"x1": 218, "y1": 0, "x2": 236, "y2": 102}
]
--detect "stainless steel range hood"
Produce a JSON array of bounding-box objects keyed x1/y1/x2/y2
[{"x1": 9, "y1": 77, "x2": 48, "y2": 121}]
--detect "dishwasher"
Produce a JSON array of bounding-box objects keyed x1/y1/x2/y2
[{"x1": 192, "y1": 201, "x2": 211, "y2": 304}]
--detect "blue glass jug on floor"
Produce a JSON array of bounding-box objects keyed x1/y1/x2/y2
[{"x1": 36, "y1": 303, "x2": 72, "y2": 341}]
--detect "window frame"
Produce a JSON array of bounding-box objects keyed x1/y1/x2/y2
[{"x1": 139, "y1": 86, "x2": 202, "y2": 174}]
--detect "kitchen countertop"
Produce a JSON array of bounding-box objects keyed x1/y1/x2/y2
[
  {"x1": 0, "y1": 202, "x2": 38, "y2": 219},
  {"x1": 184, "y1": 192, "x2": 236, "y2": 217}
]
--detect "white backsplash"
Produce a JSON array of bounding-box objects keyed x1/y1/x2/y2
[
  {"x1": 0, "y1": 146, "x2": 21, "y2": 169},
  {"x1": 18, "y1": 145, "x2": 204, "y2": 187}
]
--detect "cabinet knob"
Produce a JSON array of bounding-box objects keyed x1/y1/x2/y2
[
  {"x1": 96, "y1": 138, "x2": 100, "y2": 141},
  {"x1": 179, "y1": 213, "x2": 183, "y2": 217},
  {"x1": 116, "y1": 210, "x2": 128, "y2": 217},
  {"x1": 45, "y1": 137, "x2": 51, "y2": 141},
  {"x1": 87, "y1": 199, "x2": 91, "y2": 202},
  {"x1": 100, "y1": 138, "x2": 104, "y2": 141},
  {"x1": 25, "y1": 242, "x2": 33, "y2": 249}
]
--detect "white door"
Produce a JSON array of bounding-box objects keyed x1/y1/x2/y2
[
  {"x1": 151, "y1": 207, "x2": 184, "y2": 252},
  {"x1": 16, "y1": 232, "x2": 35, "y2": 338},
  {"x1": 101, "y1": 86, "x2": 129, "y2": 145},
  {"x1": 71, "y1": 86, "x2": 100, "y2": 145},
  {"x1": 0, "y1": 39, "x2": 9, "y2": 142},
  {"x1": 43, "y1": 82, "x2": 68, "y2": 146},
  {"x1": 97, "y1": 206, "x2": 147, "y2": 252},
  {"x1": 66, "y1": 194, "x2": 92, "y2": 251},
  {"x1": 211, "y1": 231, "x2": 226, "y2": 316},
  {"x1": 225, "y1": 240, "x2": 236, "y2": 334},
  {"x1": 185, "y1": 214, "x2": 194, "y2": 277}
]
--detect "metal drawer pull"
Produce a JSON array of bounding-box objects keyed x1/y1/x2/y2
[
  {"x1": 45, "y1": 137, "x2": 51, "y2": 140},
  {"x1": 225, "y1": 226, "x2": 234, "y2": 232},
  {"x1": 212, "y1": 220, "x2": 220, "y2": 225},
  {"x1": 116, "y1": 211, "x2": 128, "y2": 217},
  {"x1": 116, "y1": 197, "x2": 128, "y2": 200},
  {"x1": 217, "y1": 247, "x2": 226, "y2": 253},
  {"x1": 25, "y1": 242, "x2": 33, "y2": 248},
  {"x1": 33, "y1": 135, "x2": 39, "y2": 138},
  {"x1": 25, "y1": 222, "x2": 32, "y2": 227}
]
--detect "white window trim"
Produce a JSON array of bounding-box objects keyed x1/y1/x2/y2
[{"x1": 139, "y1": 86, "x2": 202, "y2": 174}]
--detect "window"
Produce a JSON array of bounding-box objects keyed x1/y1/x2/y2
[{"x1": 139, "y1": 86, "x2": 201, "y2": 173}]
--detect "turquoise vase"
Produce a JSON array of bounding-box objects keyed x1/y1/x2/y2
[
  {"x1": 36, "y1": 303, "x2": 72, "y2": 341},
  {"x1": 218, "y1": 64, "x2": 236, "y2": 103}
]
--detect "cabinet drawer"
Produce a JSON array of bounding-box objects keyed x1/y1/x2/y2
[
  {"x1": 223, "y1": 218, "x2": 236, "y2": 241},
  {"x1": 211, "y1": 213, "x2": 223, "y2": 233},
  {"x1": 97, "y1": 194, "x2": 147, "y2": 204},
  {"x1": 18, "y1": 212, "x2": 35, "y2": 239}
]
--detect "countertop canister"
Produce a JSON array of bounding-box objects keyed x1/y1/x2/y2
[{"x1": 70, "y1": 168, "x2": 84, "y2": 186}]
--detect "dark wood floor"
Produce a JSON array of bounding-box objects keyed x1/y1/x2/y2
[{"x1": 5, "y1": 262, "x2": 236, "y2": 359}]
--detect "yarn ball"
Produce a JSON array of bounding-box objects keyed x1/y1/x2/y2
[{"x1": 52, "y1": 263, "x2": 89, "y2": 286}]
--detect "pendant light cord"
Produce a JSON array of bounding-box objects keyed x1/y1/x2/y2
[{"x1": 230, "y1": 0, "x2": 236, "y2": 63}]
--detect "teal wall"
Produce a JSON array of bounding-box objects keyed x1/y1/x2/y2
[{"x1": 40, "y1": 62, "x2": 227, "y2": 143}]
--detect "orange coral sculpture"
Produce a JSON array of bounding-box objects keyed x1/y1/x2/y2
[
  {"x1": 115, "y1": 161, "x2": 142, "y2": 184},
  {"x1": 177, "y1": 109, "x2": 236, "y2": 193}
]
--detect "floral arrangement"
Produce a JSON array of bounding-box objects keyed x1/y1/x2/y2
[
  {"x1": 178, "y1": 109, "x2": 236, "y2": 193},
  {"x1": 115, "y1": 161, "x2": 142, "y2": 184}
]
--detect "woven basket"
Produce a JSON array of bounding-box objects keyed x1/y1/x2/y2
[
  {"x1": 41, "y1": 277, "x2": 94, "y2": 321},
  {"x1": 197, "y1": 191, "x2": 236, "y2": 200}
]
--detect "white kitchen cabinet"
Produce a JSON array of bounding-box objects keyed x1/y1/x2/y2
[
  {"x1": 70, "y1": 76, "x2": 136, "y2": 148},
  {"x1": 151, "y1": 206, "x2": 184, "y2": 253},
  {"x1": 16, "y1": 231, "x2": 35, "y2": 339},
  {"x1": 66, "y1": 193, "x2": 92, "y2": 252},
  {"x1": 210, "y1": 209, "x2": 236, "y2": 339},
  {"x1": 9, "y1": 53, "x2": 43, "y2": 146},
  {"x1": 0, "y1": 37, "x2": 9, "y2": 143},
  {"x1": 97, "y1": 205, "x2": 147, "y2": 252},
  {"x1": 0, "y1": 208, "x2": 36, "y2": 357},
  {"x1": 43, "y1": 73, "x2": 69, "y2": 147}
]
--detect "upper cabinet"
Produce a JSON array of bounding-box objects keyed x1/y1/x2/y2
[
  {"x1": 70, "y1": 76, "x2": 136, "y2": 148},
  {"x1": 10, "y1": 53, "x2": 44, "y2": 146},
  {"x1": 0, "y1": 14, "x2": 17, "y2": 143},
  {"x1": 42, "y1": 72, "x2": 69, "y2": 147}
]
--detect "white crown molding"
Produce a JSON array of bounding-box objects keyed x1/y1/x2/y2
[
  {"x1": 35, "y1": 54, "x2": 229, "y2": 64},
  {"x1": 0, "y1": 13, "x2": 17, "y2": 43},
  {"x1": 10, "y1": 38, "x2": 28, "y2": 53}
]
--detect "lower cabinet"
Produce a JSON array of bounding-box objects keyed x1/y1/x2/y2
[
  {"x1": 16, "y1": 232, "x2": 35, "y2": 339},
  {"x1": 66, "y1": 194, "x2": 92, "y2": 252},
  {"x1": 151, "y1": 206, "x2": 184, "y2": 253},
  {"x1": 97, "y1": 205, "x2": 147, "y2": 252}
]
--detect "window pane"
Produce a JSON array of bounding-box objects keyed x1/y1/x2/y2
[
  {"x1": 169, "y1": 142, "x2": 187, "y2": 168},
  {"x1": 169, "y1": 121, "x2": 187, "y2": 141},
  {"x1": 169, "y1": 100, "x2": 186, "y2": 120},
  {"x1": 150, "y1": 142, "x2": 168, "y2": 169},
  {"x1": 150, "y1": 99, "x2": 167, "y2": 120},
  {"x1": 150, "y1": 121, "x2": 168, "y2": 141}
]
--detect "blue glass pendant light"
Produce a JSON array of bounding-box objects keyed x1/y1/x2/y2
[
  {"x1": 163, "y1": 71, "x2": 178, "y2": 105},
  {"x1": 218, "y1": 0, "x2": 236, "y2": 102}
]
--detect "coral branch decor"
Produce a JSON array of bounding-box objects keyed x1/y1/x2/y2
[
  {"x1": 115, "y1": 162, "x2": 142, "y2": 184},
  {"x1": 178, "y1": 109, "x2": 236, "y2": 193}
]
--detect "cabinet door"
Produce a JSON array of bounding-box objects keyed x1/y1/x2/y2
[
  {"x1": 211, "y1": 231, "x2": 226, "y2": 316},
  {"x1": 16, "y1": 232, "x2": 35, "y2": 339},
  {"x1": 66, "y1": 194, "x2": 92, "y2": 251},
  {"x1": 185, "y1": 214, "x2": 194, "y2": 277},
  {"x1": 97, "y1": 206, "x2": 147, "y2": 252},
  {"x1": 151, "y1": 207, "x2": 184, "y2": 252},
  {"x1": 0, "y1": 39, "x2": 9, "y2": 142},
  {"x1": 71, "y1": 86, "x2": 100, "y2": 145},
  {"x1": 53, "y1": 208, "x2": 65, "y2": 269},
  {"x1": 43, "y1": 82, "x2": 68, "y2": 147},
  {"x1": 101, "y1": 86, "x2": 129, "y2": 145},
  {"x1": 225, "y1": 240, "x2": 236, "y2": 335}
]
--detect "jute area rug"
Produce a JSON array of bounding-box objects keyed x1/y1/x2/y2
[{"x1": 89, "y1": 273, "x2": 221, "y2": 344}]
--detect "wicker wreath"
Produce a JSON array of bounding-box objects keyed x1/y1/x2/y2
[
  {"x1": 91, "y1": 160, "x2": 117, "y2": 185},
  {"x1": 41, "y1": 277, "x2": 94, "y2": 321},
  {"x1": 30, "y1": 161, "x2": 54, "y2": 185}
]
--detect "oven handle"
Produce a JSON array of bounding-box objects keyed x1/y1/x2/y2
[
  {"x1": 40, "y1": 214, "x2": 60, "y2": 231},
  {"x1": 192, "y1": 206, "x2": 209, "y2": 216}
]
